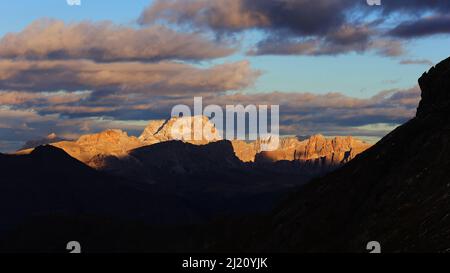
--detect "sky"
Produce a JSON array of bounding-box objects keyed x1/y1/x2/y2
[{"x1": 0, "y1": 0, "x2": 449, "y2": 152}]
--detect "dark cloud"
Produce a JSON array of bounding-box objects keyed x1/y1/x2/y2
[
  {"x1": 0, "y1": 59, "x2": 259, "y2": 94},
  {"x1": 139, "y1": 0, "x2": 394, "y2": 56},
  {"x1": 0, "y1": 19, "x2": 235, "y2": 62},
  {"x1": 388, "y1": 15, "x2": 450, "y2": 38},
  {"x1": 380, "y1": 0, "x2": 450, "y2": 14},
  {"x1": 139, "y1": 0, "x2": 358, "y2": 35},
  {"x1": 139, "y1": 0, "x2": 449, "y2": 56},
  {"x1": 249, "y1": 34, "x2": 404, "y2": 57}
]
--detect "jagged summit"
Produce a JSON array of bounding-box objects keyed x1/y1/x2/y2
[
  {"x1": 417, "y1": 56, "x2": 450, "y2": 118},
  {"x1": 251, "y1": 135, "x2": 370, "y2": 165},
  {"x1": 139, "y1": 115, "x2": 221, "y2": 145}
]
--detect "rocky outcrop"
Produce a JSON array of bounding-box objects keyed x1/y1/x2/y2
[
  {"x1": 252, "y1": 135, "x2": 370, "y2": 166},
  {"x1": 417, "y1": 56, "x2": 450, "y2": 118},
  {"x1": 232, "y1": 135, "x2": 370, "y2": 164},
  {"x1": 231, "y1": 140, "x2": 260, "y2": 163}
]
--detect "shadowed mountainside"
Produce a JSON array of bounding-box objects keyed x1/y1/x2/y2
[
  {"x1": 0, "y1": 145, "x2": 205, "y2": 231},
  {"x1": 0, "y1": 141, "x2": 314, "y2": 252},
  {"x1": 223, "y1": 56, "x2": 450, "y2": 253}
]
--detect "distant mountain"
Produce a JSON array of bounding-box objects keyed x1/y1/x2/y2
[
  {"x1": 19, "y1": 133, "x2": 67, "y2": 151},
  {"x1": 254, "y1": 134, "x2": 370, "y2": 165},
  {"x1": 53, "y1": 129, "x2": 142, "y2": 163},
  {"x1": 18, "y1": 116, "x2": 370, "y2": 171},
  {"x1": 238, "y1": 56, "x2": 450, "y2": 253}
]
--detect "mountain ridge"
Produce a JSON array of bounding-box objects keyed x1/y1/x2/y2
[{"x1": 17, "y1": 118, "x2": 371, "y2": 169}]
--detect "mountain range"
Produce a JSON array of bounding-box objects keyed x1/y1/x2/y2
[
  {"x1": 18, "y1": 115, "x2": 371, "y2": 170},
  {"x1": 2, "y1": 55, "x2": 448, "y2": 253}
]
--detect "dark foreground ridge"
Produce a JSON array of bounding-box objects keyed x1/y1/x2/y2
[
  {"x1": 236, "y1": 56, "x2": 450, "y2": 252},
  {"x1": 0, "y1": 142, "x2": 311, "y2": 252}
]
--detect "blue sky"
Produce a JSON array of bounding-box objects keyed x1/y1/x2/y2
[{"x1": 0, "y1": 0, "x2": 449, "y2": 151}]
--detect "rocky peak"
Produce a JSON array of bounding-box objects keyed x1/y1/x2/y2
[
  {"x1": 139, "y1": 115, "x2": 221, "y2": 145},
  {"x1": 417, "y1": 56, "x2": 450, "y2": 118},
  {"x1": 138, "y1": 120, "x2": 167, "y2": 144},
  {"x1": 76, "y1": 129, "x2": 138, "y2": 146},
  {"x1": 254, "y1": 135, "x2": 371, "y2": 165},
  {"x1": 50, "y1": 129, "x2": 142, "y2": 165}
]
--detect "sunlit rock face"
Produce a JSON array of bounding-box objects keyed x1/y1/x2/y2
[
  {"x1": 139, "y1": 115, "x2": 222, "y2": 145},
  {"x1": 52, "y1": 129, "x2": 142, "y2": 166},
  {"x1": 231, "y1": 140, "x2": 260, "y2": 163},
  {"x1": 233, "y1": 135, "x2": 371, "y2": 165}
]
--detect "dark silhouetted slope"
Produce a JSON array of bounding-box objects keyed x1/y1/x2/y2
[
  {"x1": 0, "y1": 145, "x2": 204, "y2": 232},
  {"x1": 93, "y1": 140, "x2": 316, "y2": 216},
  {"x1": 251, "y1": 56, "x2": 450, "y2": 252}
]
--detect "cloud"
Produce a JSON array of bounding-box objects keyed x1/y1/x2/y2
[
  {"x1": 388, "y1": 15, "x2": 450, "y2": 38},
  {"x1": 380, "y1": 1, "x2": 450, "y2": 14},
  {"x1": 0, "y1": 91, "x2": 91, "y2": 105},
  {"x1": 0, "y1": 59, "x2": 259, "y2": 95},
  {"x1": 139, "y1": 0, "x2": 270, "y2": 32},
  {"x1": 399, "y1": 59, "x2": 434, "y2": 66},
  {"x1": 140, "y1": 0, "x2": 449, "y2": 36},
  {"x1": 0, "y1": 106, "x2": 150, "y2": 152},
  {"x1": 0, "y1": 19, "x2": 235, "y2": 62},
  {"x1": 249, "y1": 34, "x2": 404, "y2": 57},
  {"x1": 140, "y1": 0, "x2": 402, "y2": 57},
  {"x1": 139, "y1": 0, "x2": 359, "y2": 36},
  {"x1": 0, "y1": 84, "x2": 421, "y2": 152},
  {"x1": 139, "y1": 0, "x2": 450, "y2": 57},
  {"x1": 92, "y1": 85, "x2": 420, "y2": 136}
]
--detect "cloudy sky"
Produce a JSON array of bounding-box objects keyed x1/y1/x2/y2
[{"x1": 0, "y1": 0, "x2": 449, "y2": 152}]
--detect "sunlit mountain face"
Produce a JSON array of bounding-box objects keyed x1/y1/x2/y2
[{"x1": 0, "y1": 0, "x2": 449, "y2": 255}]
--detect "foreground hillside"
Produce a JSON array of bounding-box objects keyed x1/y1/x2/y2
[{"x1": 242, "y1": 56, "x2": 450, "y2": 252}]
